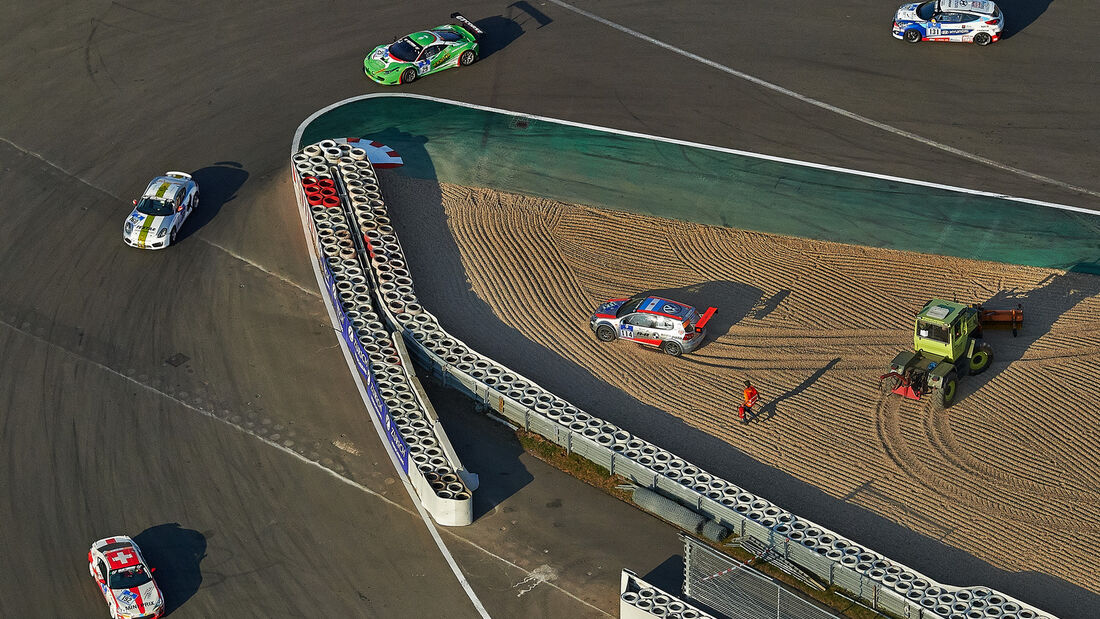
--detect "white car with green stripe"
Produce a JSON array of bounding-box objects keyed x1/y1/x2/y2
[{"x1": 123, "y1": 171, "x2": 199, "y2": 249}]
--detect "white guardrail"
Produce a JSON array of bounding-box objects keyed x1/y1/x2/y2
[{"x1": 291, "y1": 138, "x2": 1056, "y2": 619}]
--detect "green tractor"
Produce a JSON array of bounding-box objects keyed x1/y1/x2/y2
[{"x1": 880, "y1": 299, "x2": 1022, "y2": 410}]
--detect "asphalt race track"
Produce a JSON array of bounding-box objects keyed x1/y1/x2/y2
[{"x1": 1, "y1": 1, "x2": 1097, "y2": 617}]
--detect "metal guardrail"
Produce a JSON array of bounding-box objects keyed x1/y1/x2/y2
[
  {"x1": 293, "y1": 138, "x2": 1056, "y2": 619},
  {"x1": 684, "y1": 535, "x2": 840, "y2": 619}
]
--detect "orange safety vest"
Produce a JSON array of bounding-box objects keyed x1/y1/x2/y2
[{"x1": 743, "y1": 386, "x2": 759, "y2": 407}]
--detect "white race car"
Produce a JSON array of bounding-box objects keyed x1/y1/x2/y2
[
  {"x1": 893, "y1": 0, "x2": 1004, "y2": 45},
  {"x1": 590, "y1": 296, "x2": 717, "y2": 356},
  {"x1": 123, "y1": 171, "x2": 199, "y2": 249},
  {"x1": 88, "y1": 535, "x2": 165, "y2": 619}
]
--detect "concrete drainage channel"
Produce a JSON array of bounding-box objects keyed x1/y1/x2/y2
[{"x1": 291, "y1": 139, "x2": 1056, "y2": 619}]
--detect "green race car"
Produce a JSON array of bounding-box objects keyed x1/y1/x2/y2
[{"x1": 363, "y1": 13, "x2": 484, "y2": 85}]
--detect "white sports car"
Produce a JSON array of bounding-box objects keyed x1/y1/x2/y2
[
  {"x1": 590, "y1": 296, "x2": 717, "y2": 357},
  {"x1": 893, "y1": 0, "x2": 1004, "y2": 45},
  {"x1": 88, "y1": 536, "x2": 164, "y2": 619},
  {"x1": 123, "y1": 171, "x2": 199, "y2": 249}
]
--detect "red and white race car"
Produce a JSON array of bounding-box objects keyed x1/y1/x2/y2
[
  {"x1": 88, "y1": 536, "x2": 164, "y2": 619},
  {"x1": 590, "y1": 296, "x2": 716, "y2": 356}
]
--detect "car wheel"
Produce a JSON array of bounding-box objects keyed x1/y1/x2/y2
[
  {"x1": 459, "y1": 50, "x2": 476, "y2": 66},
  {"x1": 661, "y1": 341, "x2": 683, "y2": 357},
  {"x1": 595, "y1": 325, "x2": 616, "y2": 342},
  {"x1": 974, "y1": 32, "x2": 992, "y2": 46},
  {"x1": 904, "y1": 29, "x2": 921, "y2": 43},
  {"x1": 400, "y1": 68, "x2": 417, "y2": 84},
  {"x1": 170, "y1": 227, "x2": 178, "y2": 245}
]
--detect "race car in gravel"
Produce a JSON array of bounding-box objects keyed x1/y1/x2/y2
[
  {"x1": 88, "y1": 536, "x2": 164, "y2": 619},
  {"x1": 893, "y1": 0, "x2": 1003, "y2": 45},
  {"x1": 590, "y1": 296, "x2": 717, "y2": 356},
  {"x1": 123, "y1": 171, "x2": 199, "y2": 250},
  {"x1": 363, "y1": 13, "x2": 484, "y2": 85}
]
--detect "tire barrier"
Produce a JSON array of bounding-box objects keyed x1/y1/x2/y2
[
  {"x1": 620, "y1": 569, "x2": 715, "y2": 619},
  {"x1": 291, "y1": 139, "x2": 1056, "y2": 617},
  {"x1": 292, "y1": 139, "x2": 473, "y2": 526}
]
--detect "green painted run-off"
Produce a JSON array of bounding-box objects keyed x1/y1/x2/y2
[{"x1": 302, "y1": 95, "x2": 1100, "y2": 274}]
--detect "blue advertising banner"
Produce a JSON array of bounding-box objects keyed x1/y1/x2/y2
[{"x1": 321, "y1": 259, "x2": 410, "y2": 472}]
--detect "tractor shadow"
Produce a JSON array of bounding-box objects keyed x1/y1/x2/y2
[
  {"x1": 178, "y1": 162, "x2": 248, "y2": 242},
  {"x1": 994, "y1": 0, "x2": 1053, "y2": 38},
  {"x1": 133, "y1": 523, "x2": 206, "y2": 615},
  {"x1": 956, "y1": 271, "x2": 1100, "y2": 401},
  {"x1": 638, "y1": 281, "x2": 764, "y2": 350}
]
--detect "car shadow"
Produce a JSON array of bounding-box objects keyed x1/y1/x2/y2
[
  {"x1": 473, "y1": 10, "x2": 530, "y2": 60},
  {"x1": 994, "y1": 0, "x2": 1053, "y2": 38},
  {"x1": 639, "y1": 281, "x2": 765, "y2": 348},
  {"x1": 178, "y1": 162, "x2": 248, "y2": 242},
  {"x1": 133, "y1": 523, "x2": 206, "y2": 616}
]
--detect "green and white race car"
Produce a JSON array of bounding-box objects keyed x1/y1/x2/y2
[{"x1": 363, "y1": 13, "x2": 484, "y2": 85}]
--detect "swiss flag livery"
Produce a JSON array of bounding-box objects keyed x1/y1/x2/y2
[{"x1": 106, "y1": 548, "x2": 140, "y2": 569}]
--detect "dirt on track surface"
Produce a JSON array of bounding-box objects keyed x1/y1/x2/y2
[{"x1": 387, "y1": 175, "x2": 1100, "y2": 597}]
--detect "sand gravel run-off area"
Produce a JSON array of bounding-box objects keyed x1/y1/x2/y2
[{"x1": 384, "y1": 175, "x2": 1100, "y2": 597}]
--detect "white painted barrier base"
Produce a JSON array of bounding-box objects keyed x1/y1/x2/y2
[{"x1": 620, "y1": 569, "x2": 714, "y2": 619}]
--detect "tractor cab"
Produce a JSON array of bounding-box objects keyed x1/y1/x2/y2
[{"x1": 914, "y1": 299, "x2": 979, "y2": 364}]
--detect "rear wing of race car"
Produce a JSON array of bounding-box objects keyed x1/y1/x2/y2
[
  {"x1": 451, "y1": 12, "x2": 485, "y2": 40},
  {"x1": 695, "y1": 307, "x2": 717, "y2": 332}
]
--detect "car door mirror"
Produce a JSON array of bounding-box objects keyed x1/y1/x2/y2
[
  {"x1": 150, "y1": 567, "x2": 156, "y2": 573},
  {"x1": 132, "y1": 199, "x2": 138, "y2": 205},
  {"x1": 177, "y1": 205, "x2": 183, "y2": 212}
]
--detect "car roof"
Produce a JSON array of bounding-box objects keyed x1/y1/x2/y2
[
  {"x1": 937, "y1": 0, "x2": 997, "y2": 14},
  {"x1": 408, "y1": 31, "x2": 439, "y2": 46},
  {"x1": 637, "y1": 296, "x2": 695, "y2": 319},
  {"x1": 102, "y1": 543, "x2": 142, "y2": 570}
]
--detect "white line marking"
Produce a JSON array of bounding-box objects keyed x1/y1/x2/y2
[
  {"x1": 294, "y1": 93, "x2": 1097, "y2": 216},
  {"x1": 287, "y1": 172, "x2": 493, "y2": 619},
  {"x1": 0, "y1": 136, "x2": 120, "y2": 198},
  {"x1": 201, "y1": 237, "x2": 319, "y2": 297},
  {"x1": 3, "y1": 316, "x2": 611, "y2": 617},
  {"x1": 0, "y1": 136, "x2": 322, "y2": 293},
  {"x1": 545, "y1": 0, "x2": 1100, "y2": 202}
]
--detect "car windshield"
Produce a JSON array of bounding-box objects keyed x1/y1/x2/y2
[
  {"x1": 917, "y1": 1, "x2": 937, "y2": 20},
  {"x1": 135, "y1": 197, "x2": 174, "y2": 217},
  {"x1": 109, "y1": 565, "x2": 151, "y2": 589},
  {"x1": 616, "y1": 298, "x2": 643, "y2": 318},
  {"x1": 917, "y1": 320, "x2": 950, "y2": 343},
  {"x1": 390, "y1": 38, "x2": 421, "y2": 61}
]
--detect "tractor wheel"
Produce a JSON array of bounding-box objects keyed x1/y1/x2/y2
[
  {"x1": 880, "y1": 374, "x2": 902, "y2": 396},
  {"x1": 661, "y1": 341, "x2": 683, "y2": 357},
  {"x1": 904, "y1": 29, "x2": 922, "y2": 43},
  {"x1": 931, "y1": 371, "x2": 958, "y2": 411},
  {"x1": 595, "y1": 325, "x2": 617, "y2": 342},
  {"x1": 968, "y1": 342, "x2": 994, "y2": 375}
]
